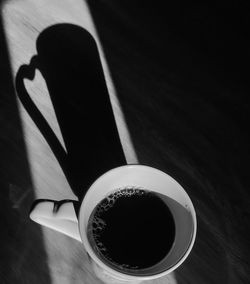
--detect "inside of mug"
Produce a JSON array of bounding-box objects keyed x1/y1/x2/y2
[
  {"x1": 79, "y1": 165, "x2": 196, "y2": 277},
  {"x1": 131, "y1": 194, "x2": 194, "y2": 276}
]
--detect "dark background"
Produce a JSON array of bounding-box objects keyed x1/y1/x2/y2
[{"x1": 87, "y1": 1, "x2": 250, "y2": 283}]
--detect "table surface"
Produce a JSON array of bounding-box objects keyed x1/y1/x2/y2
[{"x1": 0, "y1": 1, "x2": 250, "y2": 283}]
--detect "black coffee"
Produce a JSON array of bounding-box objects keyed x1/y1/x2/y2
[{"x1": 87, "y1": 188, "x2": 175, "y2": 271}]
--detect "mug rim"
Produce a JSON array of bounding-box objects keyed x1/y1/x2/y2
[{"x1": 78, "y1": 164, "x2": 197, "y2": 281}]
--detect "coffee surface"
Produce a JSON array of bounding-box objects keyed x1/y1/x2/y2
[{"x1": 87, "y1": 188, "x2": 175, "y2": 271}]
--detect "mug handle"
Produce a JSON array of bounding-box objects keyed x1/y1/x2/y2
[{"x1": 30, "y1": 199, "x2": 82, "y2": 242}]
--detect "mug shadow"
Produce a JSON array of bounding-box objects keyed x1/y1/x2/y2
[{"x1": 15, "y1": 23, "x2": 126, "y2": 202}]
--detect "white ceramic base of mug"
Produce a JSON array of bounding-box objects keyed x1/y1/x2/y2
[{"x1": 92, "y1": 261, "x2": 143, "y2": 284}]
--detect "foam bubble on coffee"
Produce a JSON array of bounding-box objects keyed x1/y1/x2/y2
[{"x1": 87, "y1": 186, "x2": 175, "y2": 271}]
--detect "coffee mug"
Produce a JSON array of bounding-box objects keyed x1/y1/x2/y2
[{"x1": 30, "y1": 164, "x2": 197, "y2": 283}]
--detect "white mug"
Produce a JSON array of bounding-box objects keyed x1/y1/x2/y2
[{"x1": 30, "y1": 164, "x2": 197, "y2": 283}]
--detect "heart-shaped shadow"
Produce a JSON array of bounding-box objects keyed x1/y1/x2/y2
[{"x1": 15, "y1": 23, "x2": 126, "y2": 201}]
